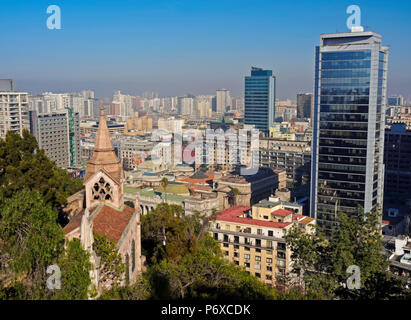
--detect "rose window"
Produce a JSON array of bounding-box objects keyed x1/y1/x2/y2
[{"x1": 92, "y1": 177, "x2": 113, "y2": 201}]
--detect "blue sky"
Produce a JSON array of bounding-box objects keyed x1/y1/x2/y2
[{"x1": 1, "y1": 0, "x2": 410, "y2": 99}]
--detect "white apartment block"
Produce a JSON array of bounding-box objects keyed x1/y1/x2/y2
[{"x1": 0, "y1": 92, "x2": 29, "y2": 139}]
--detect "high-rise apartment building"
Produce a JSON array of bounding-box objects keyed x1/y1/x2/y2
[
  {"x1": 297, "y1": 93, "x2": 313, "y2": 119},
  {"x1": 310, "y1": 30, "x2": 389, "y2": 236},
  {"x1": 30, "y1": 109, "x2": 80, "y2": 168},
  {"x1": 216, "y1": 89, "x2": 231, "y2": 114},
  {"x1": 177, "y1": 96, "x2": 194, "y2": 116},
  {"x1": 244, "y1": 67, "x2": 276, "y2": 136},
  {"x1": 0, "y1": 91, "x2": 30, "y2": 139}
]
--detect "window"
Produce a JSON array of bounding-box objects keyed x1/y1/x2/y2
[
  {"x1": 244, "y1": 262, "x2": 250, "y2": 268},
  {"x1": 266, "y1": 258, "x2": 273, "y2": 263},
  {"x1": 131, "y1": 239, "x2": 136, "y2": 272},
  {"x1": 223, "y1": 243, "x2": 229, "y2": 248},
  {"x1": 266, "y1": 275, "x2": 272, "y2": 280},
  {"x1": 125, "y1": 254, "x2": 130, "y2": 283},
  {"x1": 255, "y1": 273, "x2": 261, "y2": 278},
  {"x1": 255, "y1": 256, "x2": 261, "y2": 261},
  {"x1": 268, "y1": 230, "x2": 273, "y2": 237},
  {"x1": 266, "y1": 240, "x2": 273, "y2": 249},
  {"x1": 224, "y1": 251, "x2": 229, "y2": 256},
  {"x1": 277, "y1": 260, "x2": 286, "y2": 267},
  {"x1": 255, "y1": 264, "x2": 261, "y2": 270},
  {"x1": 267, "y1": 266, "x2": 273, "y2": 272},
  {"x1": 244, "y1": 254, "x2": 250, "y2": 260},
  {"x1": 234, "y1": 252, "x2": 239, "y2": 258}
]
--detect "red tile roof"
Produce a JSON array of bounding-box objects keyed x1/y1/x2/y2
[
  {"x1": 63, "y1": 204, "x2": 136, "y2": 243},
  {"x1": 93, "y1": 205, "x2": 135, "y2": 243},
  {"x1": 217, "y1": 206, "x2": 291, "y2": 229},
  {"x1": 293, "y1": 214, "x2": 305, "y2": 220}
]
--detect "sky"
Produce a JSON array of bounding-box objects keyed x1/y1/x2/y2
[{"x1": 0, "y1": 0, "x2": 410, "y2": 100}]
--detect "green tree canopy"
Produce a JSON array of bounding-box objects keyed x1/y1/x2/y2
[
  {"x1": 55, "y1": 238, "x2": 92, "y2": 300},
  {"x1": 285, "y1": 207, "x2": 409, "y2": 299},
  {"x1": 0, "y1": 189, "x2": 64, "y2": 299},
  {"x1": 93, "y1": 233, "x2": 125, "y2": 288},
  {"x1": 0, "y1": 129, "x2": 83, "y2": 223}
]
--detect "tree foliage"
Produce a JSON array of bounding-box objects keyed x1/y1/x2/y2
[
  {"x1": 0, "y1": 189, "x2": 64, "y2": 299},
  {"x1": 93, "y1": 233, "x2": 125, "y2": 288},
  {"x1": 285, "y1": 207, "x2": 409, "y2": 299},
  {"x1": 55, "y1": 238, "x2": 92, "y2": 300},
  {"x1": 141, "y1": 203, "x2": 277, "y2": 300},
  {"x1": 0, "y1": 130, "x2": 83, "y2": 223}
]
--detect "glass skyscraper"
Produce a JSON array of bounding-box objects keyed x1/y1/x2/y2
[
  {"x1": 310, "y1": 30, "x2": 389, "y2": 236},
  {"x1": 244, "y1": 67, "x2": 276, "y2": 136}
]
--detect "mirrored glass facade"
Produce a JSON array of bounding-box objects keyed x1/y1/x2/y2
[
  {"x1": 310, "y1": 32, "x2": 388, "y2": 236},
  {"x1": 244, "y1": 67, "x2": 276, "y2": 136}
]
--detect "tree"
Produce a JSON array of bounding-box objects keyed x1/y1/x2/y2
[
  {"x1": 285, "y1": 207, "x2": 409, "y2": 299},
  {"x1": 231, "y1": 188, "x2": 240, "y2": 206},
  {"x1": 160, "y1": 177, "x2": 168, "y2": 203},
  {"x1": 93, "y1": 233, "x2": 125, "y2": 288},
  {"x1": 98, "y1": 275, "x2": 151, "y2": 300},
  {"x1": 146, "y1": 236, "x2": 277, "y2": 300},
  {"x1": 0, "y1": 130, "x2": 83, "y2": 224},
  {"x1": 55, "y1": 238, "x2": 92, "y2": 300},
  {"x1": 141, "y1": 203, "x2": 197, "y2": 264},
  {"x1": 0, "y1": 189, "x2": 65, "y2": 299}
]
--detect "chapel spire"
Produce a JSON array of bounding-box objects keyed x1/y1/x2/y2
[{"x1": 84, "y1": 103, "x2": 124, "y2": 185}]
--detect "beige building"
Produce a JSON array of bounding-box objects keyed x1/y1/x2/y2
[
  {"x1": 124, "y1": 115, "x2": 153, "y2": 135},
  {"x1": 214, "y1": 168, "x2": 286, "y2": 209},
  {"x1": 209, "y1": 199, "x2": 315, "y2": 287}
]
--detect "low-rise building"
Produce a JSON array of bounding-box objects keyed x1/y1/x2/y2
[{"x1": 209, "y1": 201, "x2": 314, "y2": 287}]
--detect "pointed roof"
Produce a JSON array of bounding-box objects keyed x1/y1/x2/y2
[{"x1": 84, "y1": 103, "x2": 124, "y2": 184}]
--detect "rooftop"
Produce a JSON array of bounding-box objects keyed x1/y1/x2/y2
[{"x1": 217, "y1": 206, "x2": 292, "y2": 229}]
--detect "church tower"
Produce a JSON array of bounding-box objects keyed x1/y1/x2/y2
[
  {"x1": 64, "y1": 103, "x2": 142, "y2": 291},
  {"x1": 84, "y1": 103, "x2": 125, "y2": 209}
]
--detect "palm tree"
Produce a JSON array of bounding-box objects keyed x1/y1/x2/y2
[
  {"x1": 161, "y1": 177, "x2": 168, "y2": 203},
  {"x1": 232, "y1": 187, "x2": 240, "y2": 206}
]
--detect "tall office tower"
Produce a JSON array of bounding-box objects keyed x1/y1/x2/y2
[
  {"x1": 384, "y1": 123, "x2": 411, "y2": 196},
  {"x1": 216, "y1": 89, "x2": 231, "y2": 114},
  {"x1": 0, "y1": 91, "x2": 30, "y2": 139},
  {"x1": 29, "y1": 109, "x2": 80, "y2": 168},
  {"x1": 244, "y1": 67, "x2": 276, "y2": 136},
  {"x1": 297, "y1": 93, "x2": 313, "y2": 119},
  {"x1": 310, "y1": 30, "x2": 389, "y2": 236}
]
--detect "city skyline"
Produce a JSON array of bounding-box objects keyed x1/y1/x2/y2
[{"x1": 1, "y1": 0, "x2": 411, "y2": 100}]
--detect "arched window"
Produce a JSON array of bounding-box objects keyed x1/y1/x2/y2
[
  {"x1": 131, "y1": 239, "x2": 136, "y2": 272},
  {"x1": 125, "y1": 253, "x2": 130, "y2": 284}
]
